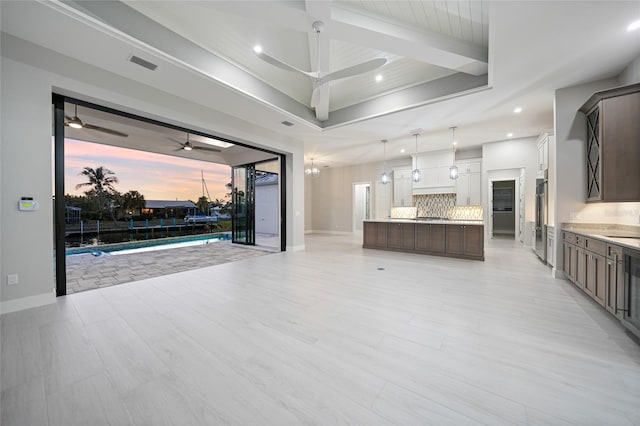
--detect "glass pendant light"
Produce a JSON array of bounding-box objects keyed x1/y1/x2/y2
[
  {"x1": 305, "y1": 158, "x2": 320, "y2": 178},
  {"x1": 381, "y1": 140, "x2": 390, "y2": 184},
  {"x1": 412, "y1": 132, "x2": 421, "y2": 182},
  {"x1": 449, "y1": 127, "x2": 459, "y2": 180}
]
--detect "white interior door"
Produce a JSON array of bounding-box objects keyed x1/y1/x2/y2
[{"x1": 353, "y1": 182, "x2": 371, "y2": 233}]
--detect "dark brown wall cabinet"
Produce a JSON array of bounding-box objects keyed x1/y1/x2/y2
[{"x1": 580, "y1": 84, "x2": 640, "y2": 202}]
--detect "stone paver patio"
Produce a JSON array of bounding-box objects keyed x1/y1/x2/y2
[{"x1": 65, "y1": 239, "x2": 275, "y2": 294}]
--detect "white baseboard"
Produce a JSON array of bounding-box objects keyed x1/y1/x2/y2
[
  {"x1": 1, "y1": 291, "x2": 56, "y2": 315},
  {"x1": 286, "y1": 244, "x2": 306, "y2": 252}
]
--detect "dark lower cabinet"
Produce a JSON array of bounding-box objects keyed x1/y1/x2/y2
[
  {"x1": 388, "y1": 223, "x2": 415, "y2": 250},
  {"x1": 563, "y1": 231, "x2": 625, "y2": 317},
  {"x1": 605, "y1": 245, "x2": 625, "y2": 319},
  {"x1": 446, "y1": 224, "x2": 484, "y2": 260},
  {"x1": 585, "y1": 252, "x2": 606, "y2": 306},
  {"x1": 415, "y1": 224, "x2": 445, "y2": 253},
  {"x1": 363, "y1": 221, "x2": 483, "y2": 261},
  {"x1": 363, "y1": 221, "x2": 387, "y2": 248}
]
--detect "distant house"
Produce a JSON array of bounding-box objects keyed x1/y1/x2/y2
[
  {"x1": 65, "y1": 206, "x2": 81, "y2": 224},
  {"x1": 141, "y1": 200, "x2": 198, "y2": 218}
]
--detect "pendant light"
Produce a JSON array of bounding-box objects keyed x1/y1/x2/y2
[
  {"x1": 381, "y1": 140, "x2": 390, "y2": 184},
  {"x1": 449, "y1": 126, "x2": 459, "y2": 180},
  {"x1": 412, "y1": 132, "x2": 421, "y2": 182},
  {"x1": 305, "y1": 158, "x2": 320, "y2": 178}
]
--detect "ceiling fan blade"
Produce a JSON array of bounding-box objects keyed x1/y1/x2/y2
[
  {"x1": 166, "y1": 136, "x2": 187, "y2": 146},
  {"x1": 82, "y1": 123, "x2": 129, "y2": 137},
  {"x1": 255, "y1": 50, "x2": 315, "y2": 79},
  {"x1": 321, "y1": 58, "x2": 388, "y2": 84},
  {"x1": 193, "y1": 145, "x2": 221, "y2": 153},
  {"x1": 174, "y1": 147, "x2": 184, "y2": 152}
]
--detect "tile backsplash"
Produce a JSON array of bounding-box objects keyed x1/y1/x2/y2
[
  {"x1": 413, "y1": 194, "x2": 456, "y2": 218},
  {"x1": 449, "y1": 205, "x2": 484, "y2": 220},
  {"x1": 569, "y1": 202, "x2": 640, "y2": 225},
  {"x1": 413, "y1": 194, "x2": 484, "y2": 220}
]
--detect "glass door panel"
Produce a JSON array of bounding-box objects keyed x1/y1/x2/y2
[{"x1": 232, "y1": 164, "x2": 255, "y2": 245}]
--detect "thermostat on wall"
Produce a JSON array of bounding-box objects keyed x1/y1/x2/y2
[{"x1": 18, "y1": 197, "x2": 39, "y2": 211}]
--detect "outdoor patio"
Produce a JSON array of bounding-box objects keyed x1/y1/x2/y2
[{"x1": 65, "y1": 238, "x2": 276, "y2": 294}]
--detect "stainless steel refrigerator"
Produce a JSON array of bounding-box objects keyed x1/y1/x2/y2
[{"x1": 535, "y1": 170, "x2": 548, "y2": 262}]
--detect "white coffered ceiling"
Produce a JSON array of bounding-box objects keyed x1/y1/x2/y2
[{"x1": 1, "y1": 1, "x2": 640, "y2": 168}]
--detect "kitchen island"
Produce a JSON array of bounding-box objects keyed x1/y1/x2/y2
[{"x1": 363, "y1": 219, "x2": 484, "y2": 261}]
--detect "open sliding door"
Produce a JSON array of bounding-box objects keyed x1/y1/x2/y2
[{"x1": 232, "y1": 164, "x2": 256, "y2": 245}]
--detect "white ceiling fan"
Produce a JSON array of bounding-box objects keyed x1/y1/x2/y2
[{"x1": 254, "y1": 21, "x2": 387, "y2": 121}]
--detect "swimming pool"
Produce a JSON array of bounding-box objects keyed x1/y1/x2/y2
[{"x1": 66, "y1": 232, "x2": 232, "y2": 256}]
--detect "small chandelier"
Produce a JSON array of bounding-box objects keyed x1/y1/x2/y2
[
  {"x1": 305, "y1": 158, "x2": 320, "y2": 178},
  {"x1": 412, "y1": 132, "x2": 421, "y2": 182},
  {"x1": 381, "y1": 140, "x2": 390, "y2": 184},
  {"x1": 449, "y1": 127, "x2": 459, "y2": 180}
]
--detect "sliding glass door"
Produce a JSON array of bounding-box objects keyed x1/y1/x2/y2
[{"x1": 232, "y1": 164, "x2": 255, "y2": 245}]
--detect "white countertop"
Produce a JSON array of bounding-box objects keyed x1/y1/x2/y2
[
  {"x1": 563, "y1": 227, "x2": 640, "y2": 251},
  {"x1": 365, "y1": 219, "x2": 484, "y2": 226}
]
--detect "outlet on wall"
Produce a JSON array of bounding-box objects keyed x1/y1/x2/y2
[{"x1": 7, "y1": 274, "x2": 18, "y2": 286}]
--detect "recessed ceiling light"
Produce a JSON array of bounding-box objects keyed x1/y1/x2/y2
[
  {"x1": 513, "y1": 107, "x2": 522, "y2": 114},
  {"x1": 507, "y1": 133, "x2": 513, "y2": 137},
  {"x1": 400, "y1": 148, "x2": 405, "y2": 153},
  {"x1": 628, "y1": 19, "x2": 640, "y2": 31},
  {"x1": 375, "y1": 74, "x2": 383, "y2": 82},
  {"x1": 253, "y1": 45, "x2": 262, "y2": 54}
]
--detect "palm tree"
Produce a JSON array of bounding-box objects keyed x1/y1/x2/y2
[
  {"x1": 120, "y1": 190, "x2": 146, "y2": 218},
  {"x1": 75, "y1": 166, "x2": 119, "y2": 221}
]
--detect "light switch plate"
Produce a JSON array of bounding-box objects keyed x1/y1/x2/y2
[{"x1": 7, "y1": 274, "x2": 18, "y2": 286}]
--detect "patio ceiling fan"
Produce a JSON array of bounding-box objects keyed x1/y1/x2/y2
[
  {"x1": 253, "y1": 20, "x2": 387, "y2": 114},
  {"x1": 168, "y1": 134, "x2": 221, "y2": 153},
  {"x1": 65, "y1": 104, "x2": 129, "y2": 137}
]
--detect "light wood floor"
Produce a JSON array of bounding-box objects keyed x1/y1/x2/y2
[{"x1": 2, "y1": 234, "x2": 639, "y2": 425}]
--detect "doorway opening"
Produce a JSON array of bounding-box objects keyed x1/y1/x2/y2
[
  {"x1": 353, "y1": 182, "x2": 371, "y2": 233},
  {"x1": 53, "y1": 94, "x2": 286, "y2": 296},
  {"x1": 491, "y1": 180, "x2": 516, "y2": 238}
]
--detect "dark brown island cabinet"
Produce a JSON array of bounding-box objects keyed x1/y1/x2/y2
[{"x1": 363, "y1": 221, "x2": 484, "y2": 261}]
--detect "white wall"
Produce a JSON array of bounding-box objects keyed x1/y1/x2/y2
[
  {"x1": 1, "y1": 39, "x2": 306, "y2": 313},
  {"x1": 309, "y1": 158, "x2": 410, "y2": 233},
  {"x1": 255, "y1": 184, "x2": 279, "y2": 235},
  {"x1": 552, "y1": 77, "x2": 618, "y2": 276},
  {"x1": 482, "y1": 138, "x2": 538, "y2": 243},
  {"x1": 619, "y1": 55, "x2": 640, "y2": 86}
]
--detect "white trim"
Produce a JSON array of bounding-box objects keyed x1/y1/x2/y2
[
  {"x1": 286, "y1": 244, "x2": 306, "y2": 252},
  {"x1": 1, "y1": 291, "x2": 56, "y2": 315}
]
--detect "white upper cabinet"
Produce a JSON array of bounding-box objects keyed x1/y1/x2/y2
[
  {"x1": 412, "y1": 149, "x2": 456, "y2": 194},
  {"x1": 537, "y1": 132, "x2": 552, "y2": 174},
  {"x1": 393, "y1": 168, "x2": 413, "y2": 206},
  {"x1": 455, "y1": 159, "x2": 481, "y2": 206}
]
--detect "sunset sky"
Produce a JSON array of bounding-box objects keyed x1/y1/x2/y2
[{"x1": 64, "y1": 139, "x2": 231, "y2": 202}]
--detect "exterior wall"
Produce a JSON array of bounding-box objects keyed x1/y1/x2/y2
[
  {"x1": 255, "y1": 184, "x2": 279, "y2": 235},
  {"x1": 0, "y1": 39, "x2": 305, "y2": 313}
]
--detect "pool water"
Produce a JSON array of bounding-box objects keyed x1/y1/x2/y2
[{"x1": 66, "y1": 232, "x2": 232, "y2": 256}]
